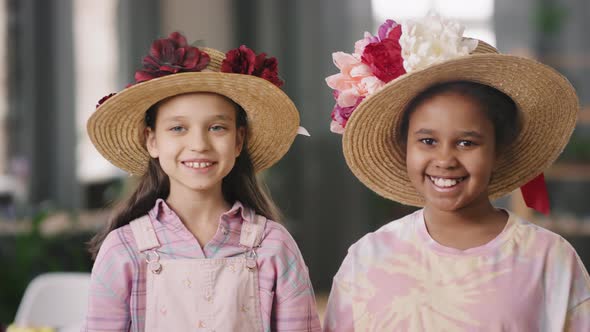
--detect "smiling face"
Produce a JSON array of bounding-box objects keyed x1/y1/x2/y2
[
  {"x1": 145, "y1": 93, "x2": 245, "y2": 197},
  {"x1": 405, "y1": 92, "x2": 497, "y2": 212}
]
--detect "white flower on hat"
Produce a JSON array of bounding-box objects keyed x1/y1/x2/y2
[{"x1": 400, "y1": 11, "x2": 478, "y2": 73}]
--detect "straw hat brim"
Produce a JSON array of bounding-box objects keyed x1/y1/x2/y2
[
  {"x1": 88, "y1": 72, "x2": 299, "y2": 176},
  {"x1": 342, "y1": 54, "x2": 579, "y2": 206}
]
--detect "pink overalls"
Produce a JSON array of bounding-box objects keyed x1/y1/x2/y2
[{"x1": 129, "y1": 213, "x2": 267, "y2": 331}]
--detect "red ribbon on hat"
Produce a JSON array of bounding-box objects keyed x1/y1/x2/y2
[{"x1": 520, "y1": 174, "x2": 550, "y2": 215}]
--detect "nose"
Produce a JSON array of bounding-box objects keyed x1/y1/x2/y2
[
  {"x1": 434, "y1": 143, "x2": 459, "y2": 169},
  {"x1": 187, "y1": 128, "x2": 211, "y2": 152}
]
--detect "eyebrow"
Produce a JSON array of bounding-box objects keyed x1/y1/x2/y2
[
  {"x1": 161, "y1": 114, "x2": 234, "y2": 122},
  {"x1": 162, "y1": 115, "x2": 188, "y2": 122},
  {"x1": 459, "y1": 131, "x2": 484, "y2": 139},
  {"x1": 212, "y1": 114, "x2": 233, "y2": 121},
  {"x1": 414, "y1": 128, "x2": 435, "y2": 135},
  {"x1": 413, "y1": 128, "x2": 484, "y2": 138}
]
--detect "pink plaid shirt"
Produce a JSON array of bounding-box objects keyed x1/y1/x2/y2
[{"x1": 83, "y1": 199, "x2": 321, "y2": 331}]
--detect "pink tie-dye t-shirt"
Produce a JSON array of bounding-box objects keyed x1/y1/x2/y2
[{"x1": 324, "y1": 209, "x2": 590, "y2": 331}]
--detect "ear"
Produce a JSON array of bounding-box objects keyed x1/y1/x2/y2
[
  {"x1": 235, "y1": 126, "x2": 246, "y2": 157},
  {"x1": 145, "y1": 127, "x2": 159, "y2": 158}
]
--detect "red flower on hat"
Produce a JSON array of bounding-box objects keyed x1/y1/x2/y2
[
  {"x1": 134, "y1": 32, "x2": 210, "y2": 83},
  {"x1": 253, "y1": 53, "x2": 283, "y2": 87},
  {"x1": 361, "y1": 26, "x2": 405, "y2": 83},
  {"x1": 96, "y1": 92, "x2": 116, "y2": 109},
  {"x1": 221, "y1": 45, "x2": 256, "y2": 75},
  {"x1": 221, "y1": 45, "x2": 284, "y2": 87}
]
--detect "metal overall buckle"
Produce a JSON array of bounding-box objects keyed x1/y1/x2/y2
[
  {"x1": 145, "y1": 250, "x2": 162, "y2": 274},
  {"x1": 245, "y1": 249, "x2": 257, "y2": 271}
]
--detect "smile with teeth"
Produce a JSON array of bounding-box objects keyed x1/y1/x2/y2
[
  {"x1": 183, "y1": 161, "x2": 214, "y2": 169},
  {"x1": 429, "y1": 176, "x2": 466, "y2": 188}
]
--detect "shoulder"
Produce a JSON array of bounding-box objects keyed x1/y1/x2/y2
[
  {"x1": 509, "y1": 211, "x2": 581, "y2": 257},
  {"x1": 256, "y1": 219, "x2": 311, "y2": 275},
  {"x1": 348, "y1": 210, "x2": 421, "y2": 256},
  {"x1": 333, "y1": 211, "x2": 421, "y2": 279},
  {"x1": 509, "y1": 211, "x2": 590, "y2": 286},
  {"x1": 94, "y1": 223, "x2": 141, "y2": 267},
  {"x1": 510, "y1": 212, "x2": 590, "y2": 309},
  {"x1": 259, "y1": 219, "x2": 303, "y2": 255}
]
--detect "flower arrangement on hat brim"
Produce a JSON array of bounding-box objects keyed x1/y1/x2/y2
[
  {"x1": 326, "y1": 12, "x2": 478, "y2": 134},
  {"x1": 96, "y1": 32, "x2": 284, "y2": 108}
]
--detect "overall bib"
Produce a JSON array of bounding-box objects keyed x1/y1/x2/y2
[{"x1": 130, "y1": 213, "x2": 267, "y2": 332}]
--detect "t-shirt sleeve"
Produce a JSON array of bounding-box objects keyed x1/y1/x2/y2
[
  {"x1": 546, "y1": 236, "x2": 590, "y2": 331},
  {"x1": 83, "y1": 229, "x2": 135, "y2": 331},
  {"x1": 564, "y1": 247, "x2": 590, "y2": 331},
  {"x1": 323, "y1": 248, "x2": 356, "y2": 332},
  {"x1": 565, "y1": 298, "x2": 590, "y2": 331}
]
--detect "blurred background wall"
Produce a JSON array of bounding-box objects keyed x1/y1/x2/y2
[{"x1": 0, "y1": 0, "x2": 589, "y2": 323}]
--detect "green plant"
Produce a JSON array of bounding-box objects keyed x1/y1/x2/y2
[
  {"x1": 0, "y1": 208, "x2": 93, "y2": 324},
  {"x1": 532, "y1": 2, "x2": 568, "y2": 36},
  {"x1": 559, "y1": 134, "x2": 590, "y2": 162}
]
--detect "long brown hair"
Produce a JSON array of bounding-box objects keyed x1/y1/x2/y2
[{"x1": 88, "y1": 94, "x2": 282, "y2": 259}]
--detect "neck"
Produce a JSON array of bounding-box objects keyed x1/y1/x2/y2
[
  {"x1": 423, "y1": 195, "x2": 509, "y2": 250},
  {"x1": 424, "y1": 196, "x2": 499, "y2": 229},
  {"x1": 166, "y1": 183, "x2": 231, "y2": 228}
]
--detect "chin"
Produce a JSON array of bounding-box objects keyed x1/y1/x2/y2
[
  {"x1": 182, "y1": 181, "x2": 219, "y2": 192},
  {"x1": 425, "y1": 197, "x2": 467, "y2": 212}
]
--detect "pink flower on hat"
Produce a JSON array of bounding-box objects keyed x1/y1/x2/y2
[
  {"x1": 330, "y1": 91, "x2": 365, "y2": 134},
  {"x1": 325, "y1": 20, "x2": 398, "y2": 132},
  {"x1": 326, "y1": 53, "x2": 373, "y2": 106},
  {"x1": 354, "y1": 32, "x2": 379, "y2": 55}
]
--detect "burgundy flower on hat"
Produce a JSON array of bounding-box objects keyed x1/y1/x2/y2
[
  {"x1": 134, "y1": 32, "x2": 210, "y2": 83},
  {"x1": 95, "y1": 33, "x2": 286, "y2": 109},
  {"x1": 221, "y1": 45, "x2": 284, "y2": 87},
  {"x1": 96, "y1": 92, "x2": 116, "y2": 109},
  {"x1": 253, "y1": 53, "x2": 283, "y2": 87}
]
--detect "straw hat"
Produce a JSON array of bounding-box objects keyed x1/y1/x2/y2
[
  {"x1": 327, "y1": 14, "x2": 579, "y2": 206},
  {"x1": 88, "y1": 33, "x2": 300, "y2": 176}
]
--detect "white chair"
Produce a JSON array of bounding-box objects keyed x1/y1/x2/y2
[{"x1": 14, "y1": 272, "x2": 90, "y2": 330}]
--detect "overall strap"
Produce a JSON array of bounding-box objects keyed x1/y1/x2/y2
[
  {"x1": 239, "y1": 211, "x2": 268, "y2": 249},
  {"x1": 129, "y1": 215, "x2": 161, "y2": 252}
]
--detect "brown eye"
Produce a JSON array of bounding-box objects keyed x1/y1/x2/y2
[
  {"x1": 458, "y1": 140, "x2": 475, "y2": 147},
  {"x1": 420, "y1": 138, "x2": 435, "y2": 145}
]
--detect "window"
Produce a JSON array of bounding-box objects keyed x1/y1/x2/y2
[
  {"x1": 0, "y1": 0, "x2": 6, "y2": 173},
  {"x1": 74, "y1": 0, "x2": 122, "y2": 184}
]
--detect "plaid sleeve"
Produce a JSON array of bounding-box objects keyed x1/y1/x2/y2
[
  {"x1": 263, "y1": 223, "x2": 322, "y2": 332},
  {"x1": 83, "y1": 229, "x2": 135, "y2": 331}
]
